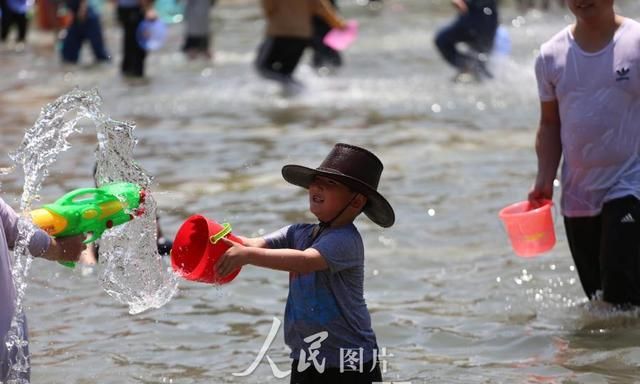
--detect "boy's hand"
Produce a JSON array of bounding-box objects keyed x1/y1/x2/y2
[
  {"x1": 41, "y1": 235, "x2": 86, "y2": 262},
  {"x1": 215, "y1": 237, "x2": 248, "y2": 278}
]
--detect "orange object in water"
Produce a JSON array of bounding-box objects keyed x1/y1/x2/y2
[
  {"x1": 498, "y1": 200, "x2": 556, "y2": 257},
  {"x1": 171, "y1": 215, "x2": 242, "y2": 284},
  {"x1": 37, "y1": 0, "x2": 72, "y2": 30}
]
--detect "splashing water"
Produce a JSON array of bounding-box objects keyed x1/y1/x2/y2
[{"x1": 2, "y1": 88, "x2": 178, "y2": 383}]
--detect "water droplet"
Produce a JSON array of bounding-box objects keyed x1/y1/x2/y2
[{"x1": 201, "y1": 67, "x2": 213, "y2": 78}]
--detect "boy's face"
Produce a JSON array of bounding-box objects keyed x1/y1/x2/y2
[
  {"x1": 308, "y1": 175, "x2": 357, "y2": 223},
  {"x1": 567, "y1": 0, "x2": 614, "y2": 21}
]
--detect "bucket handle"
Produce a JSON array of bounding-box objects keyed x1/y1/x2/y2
[{"x1": 209, "y1": 223, "x2": 233, "y2": 244}]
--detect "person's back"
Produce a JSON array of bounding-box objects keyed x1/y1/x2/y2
[
  {"x1": 262, "y1": 0, "x2": 315, "y2": 39},
  {"x1": 255, "y1": 0, "x2": 345, "y2": 93}
]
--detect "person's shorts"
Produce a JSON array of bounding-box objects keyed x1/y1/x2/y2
[
  {"x1": 290, "y1": 359, "x2": 382, "y2": 384},
  {"x1": 564, "y1": 195, "x2": 640, "y2": 306}
]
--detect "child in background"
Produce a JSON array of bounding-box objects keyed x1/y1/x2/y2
[
  {"x1": 529, "y1": 0, "x2": 640, "y2": 307},
  {"x1": 117, "y1": 0, "x2": 155, "y2": 79},
  {"x1": 255, "y1": 0, "x2": 346, "y2": 95},
  {"x1": 1, "y1": 197, "x2": 84, "y2": 380},
  {"x1": 182, "y1": 0, "x2": 215, "y2": 59},
  {"x1": 215, "y1": 143, "x2": 394, "y2": 383},
  {"x1": 0, "y1": 0, "x2": 28, "y2": 48},
  {"x1": 61, "y1": 0, "x2": 111, "y2": 65},
  {"x1": 434, "y1": 0, "x2": 498, "y2": 82}
]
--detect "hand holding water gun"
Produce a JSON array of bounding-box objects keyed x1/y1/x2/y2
[{"x1": 29, "y1": 182, "x2": 146, "y2": 267}]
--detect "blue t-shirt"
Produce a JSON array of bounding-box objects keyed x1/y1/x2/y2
[{"x1": 264, "y1": 223, "x2": 378, "y2": 369}]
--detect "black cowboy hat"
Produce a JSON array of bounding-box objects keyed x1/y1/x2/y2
[{"x1": 282, "y1": 143, "x2": 395, "y2": 228}]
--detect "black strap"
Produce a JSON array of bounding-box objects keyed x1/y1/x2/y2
[{"x1": 307, "y1": 193, "x2": 359, "y2": 245}]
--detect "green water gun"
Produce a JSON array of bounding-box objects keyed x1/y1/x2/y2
[{"x1": 30, "y1": 182, "x2": 146, "y2": 267}]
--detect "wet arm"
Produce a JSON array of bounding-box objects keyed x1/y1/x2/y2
[
  {"x1": 216, "y1": 237, "x2": 328, "y2": 275},
  {"x1": 314, "y1": 0, "x2": 346, "y2": 30},
  {"x1": 531, "y1": 100, "x2": 562, "y2": 200},
  {"x1": 246, "y1": 247, "x2": 328, "y2": 274}
]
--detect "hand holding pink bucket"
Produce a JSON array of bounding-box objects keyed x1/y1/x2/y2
[
  {"x1": 171, "y1": 215, "x2": 242, "y2": 284},
  {"x1": 323, "y1": 20, "x2": 359, "y2": 51},
  {"x1": 498, "y1": 200, "x2": 556, "y2": 257}
]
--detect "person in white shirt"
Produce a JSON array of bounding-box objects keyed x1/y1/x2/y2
[{"x1": 529, "y1": 0, "x2": 640, "y2": 307}]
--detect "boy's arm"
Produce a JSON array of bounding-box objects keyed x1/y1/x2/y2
[
  {"x1": 314, "y1": 0, "x2": 346, "y2": 30},
  {"x1": 529, "y1": 100, "x2": 562, "y2": 204},
  {"x1": 235, "y1": 236, "x2": 267, "y2": 248},
  {"x1": 215, "y1": 237, "x2": 328, "y2": 276}
]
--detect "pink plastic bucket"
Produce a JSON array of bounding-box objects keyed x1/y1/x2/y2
[
  {"x1": 498, "y1": 200, "x2": 556, "y2": 257},
  {"x1": 171, "y1": 215, "x2": 242, "y2": 284},
  {"x1": 323, "y1": 20, "x2": 359, "y2": 51}
]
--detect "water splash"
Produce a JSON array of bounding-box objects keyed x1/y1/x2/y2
[{"x1": 2, "y1": 88, "x2": 178, "y2": 382}]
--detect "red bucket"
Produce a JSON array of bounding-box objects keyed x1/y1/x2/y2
[{"x1": 171, "y1": 215, "x2": 242, "y2": 284}]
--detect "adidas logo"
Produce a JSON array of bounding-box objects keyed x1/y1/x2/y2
[
  {"x1": 616, "y1": 67, "x2": 630, "y2": 81},
  {"x1": 621, "y1": 213, "x2": 636, "y2": 223}
]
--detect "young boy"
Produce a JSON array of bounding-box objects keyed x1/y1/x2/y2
[
  {"x1": 255, "y1": 0, "x2": 346, "y2": 94},
  {"x1": 1, "y1": 196, "x2": 85, "y2": 380},
  {"x1": 215, "y1": 143, "x2": 394, "y2": 383},
  {"x1": 529, "y1": 0, "x2": 640, "y2": 307}
]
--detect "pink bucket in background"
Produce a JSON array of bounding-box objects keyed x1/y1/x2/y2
[
  {"x1": 498, "y1": 200, "x2": 556, "y2": 258},
  {"x1": 323, "y1": 20, "x2": 359, "y2": 51}
]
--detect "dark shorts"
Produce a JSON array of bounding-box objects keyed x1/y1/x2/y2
[
  {"x1": 290, "y1": 359, "x2": 382, "y2": 384},
  {"x1": 255, "y1": 36, "x2": 309, "y2": 83},
  {"x1": 564, "y1": 195, "x2": 640, "y2": 306}
]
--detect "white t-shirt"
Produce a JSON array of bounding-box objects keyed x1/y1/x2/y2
[{"x1": 535, "y1": 18, "x2": 640, "y2": 217}]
